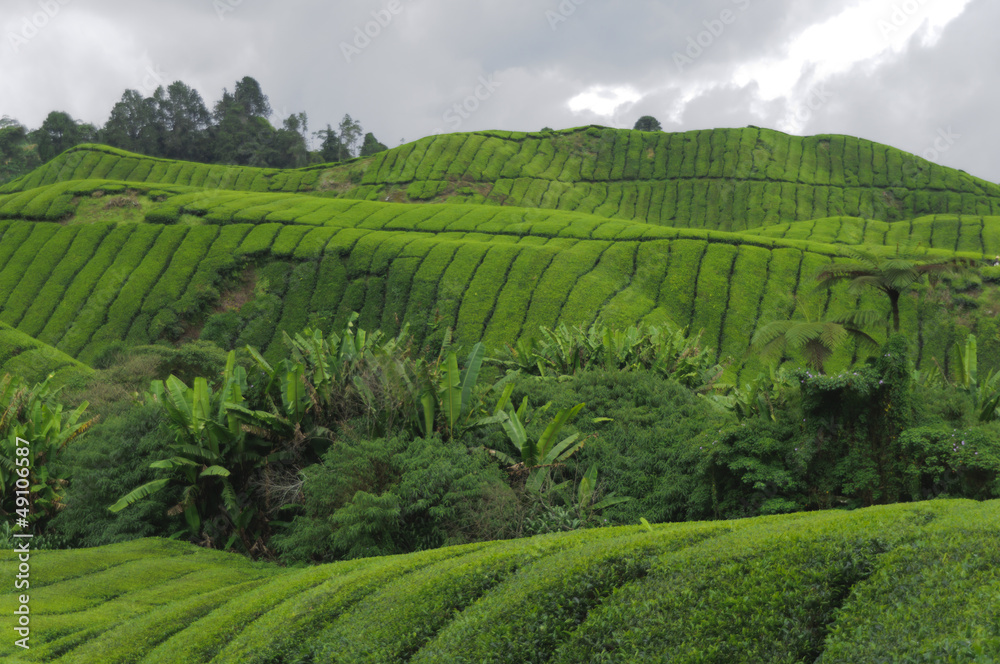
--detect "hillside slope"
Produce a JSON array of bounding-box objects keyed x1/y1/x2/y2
[
  {"x1": 2, "y1": 499, "x2": 998, "y2": 663},
  {"x1": 0, "y1": 128, "x2": 998, "y2": 380},
  {"x1": 0, "y1": 184, "x2": 992, "y2": 378},
  {"x1": 7, "y1": 127, "x2": 1000, "y2": 230}
]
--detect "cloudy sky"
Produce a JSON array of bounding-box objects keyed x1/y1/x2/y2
[{"x1": 1, "y1": 0, "x2": 996, "y2": 181}]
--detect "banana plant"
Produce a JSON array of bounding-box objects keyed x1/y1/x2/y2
[
  {"x1": 978, "y1": 368, "x2": 1000, "y2": 422},
  {"x1": 575, "y1": 464, "x2": 631, "y2": 516},
  {"x1": 0, "y1": 374, "x2": 94, "y2": 528},
  {"x1": 949, "y1": 334, "x2": 1000, "y2": 422},
  {"x1": 110, "y1": 352, "x2": 265, "y2": 551},
  {"x1": 413, "y1": 341, "x2": 493, "y2": 440},
  {"x1": 954, "y1": 333, "x2": 979, "y2": 408},
  {"x1": 485, "y1": 383, "x2": 588, "y2": 492}
]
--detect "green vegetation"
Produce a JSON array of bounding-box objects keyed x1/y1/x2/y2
[
  {"x1": 2, "y1": 500, "x2": 999, "y2": 662},
  {"x1": 2, "y1": 122, "x2": 1000, "y2": 659}
]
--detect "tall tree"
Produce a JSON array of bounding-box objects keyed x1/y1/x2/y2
[
  {"x1": 233, "y1": 76, "x2": 271, "y2": 119},
  {"x1": 0, "y1": 117, "x2": 41, "y2": 185},
  {"x1": 31, "y1": 111, "x2": 95, "y2": 162},
  {"x1": 271, "y1": 113, "x2": 310, "y2": 168},
  {"x1": 633, "y1": 115, "x2": 662, "y2": 132},
  {"x1": 337, "y1": 114, "x2": 362, "y2": 160},
  {"x1": 359, "y1": 131, "x2": 388, "y2": 157},
  {"x1": 156, "y1": 81, "x2": 212, "y2": 161},
  {"x1": 211, "y1": 77, "x2": 276, "y2": 166},
  {"x1": 816, "y1": 245, "x2": 972, "y2": 332},
  {"x1": 316, "y1": 124, "x2": 343, "y2": 163},
  {"x1": 102, "y1": 89, "x2": 162, "y2": 156}
]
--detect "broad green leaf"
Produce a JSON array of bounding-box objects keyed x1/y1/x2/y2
[
  {"x1": 536, "y1": 402, "x2": 585, "y2": 459},
  {"x1": 107, "y1": 478, "x2": 171, "y2": 513},
  {"x1": 459, "y1": 342, "x2": 485, "y2": 419},
  {"x1": 200, "y1": 465, "x2": 231, "y2": 477},
  {"x1": 439, "y1": 351, "x2": 462, "y2": 431},
  {"x1": 578, "y1": 463, "x2": 597, "y2": 508}
]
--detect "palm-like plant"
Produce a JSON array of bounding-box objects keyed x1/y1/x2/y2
[
  {"x1": 816, "y1": 245, "x2": 972, "y2": 332},
  {"x1": 0, "y1": 374, "x2": 95, "y2": 529},
  {"x1": 108, "y1": 351, "x2": 264, "y2": 551},
  {"x1": 483, "y1": 383, "x2": 590, "y2": 492},
  {"x1": 751, "y1": 299, "x2": 881, "y2": 374}
]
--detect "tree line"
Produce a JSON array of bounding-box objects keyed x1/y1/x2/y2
[{"x1": 0, "y1": 75, "x2": 388, "y2": 185}]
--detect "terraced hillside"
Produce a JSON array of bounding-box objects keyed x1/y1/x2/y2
[
  {"x1": 0, "y1": 185, "x2": 995, "y2": 379},
  {"x1": 0, "y1": 322, "x2": 91, "y2": 387},
  {"x1": 8, "y1": 127, "x2": 1000, "y2": 230},
  {"x1": 2, "y1": 499, "x2": 998, "y2": 663},
  {"x1": 0, "y1": 127, "x2": 998, "y2": 382}
]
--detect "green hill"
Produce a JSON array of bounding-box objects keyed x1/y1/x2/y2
[
  {"x1": 0, "y1": 191, "x2": 992, "y2": 379},
  {"x1": 0, "y1": 128, "x2": 998, "y2": 381},
  {"x1": 2, "y1": 499, "x2": 997, "y2": 663},
  {"x1": 7, "y1": 127, "x2": 1000, "y2": 230},
  {"x1": 3, "y1": 129, "x2": 1000, "y2": 661}
]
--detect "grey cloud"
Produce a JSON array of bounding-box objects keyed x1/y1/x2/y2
[{"x1": 0, "y1": 0, "x2": 995, "y2": 181}]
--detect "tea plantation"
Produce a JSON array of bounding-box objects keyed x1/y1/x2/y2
[
  {"x1": 1, "y1": 499, "x2": 998, "y2": 663},
  {"x1": 0, "y1": 129, "x2": 998, "y2": 381},
  {"x1": 3, "y1": 126, "x2": 1000, "y2": 661}
]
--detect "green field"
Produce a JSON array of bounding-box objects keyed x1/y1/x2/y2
[{"x1": 2, "y1": 499, "x2": 997, "y2": 663}]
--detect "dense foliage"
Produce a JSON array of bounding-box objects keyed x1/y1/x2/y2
[{"x1": 0, "y1": 76, "x2": 388, "y2": 186}]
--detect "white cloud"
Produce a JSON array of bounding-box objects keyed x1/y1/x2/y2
[{"x1": 568, "y1": 85, "x2": 643, "y2": 118}]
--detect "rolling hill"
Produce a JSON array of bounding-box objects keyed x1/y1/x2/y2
[
  {"x1": 7, "y1": 127, "x2": 1000, "y2": 229},
  {"x1": 0, "y1": 126, "x2": 997, "y2": 383},
  {"x1": 3, "y1": 127, "x2": 1000, "y2": 662},
  {"x1": 2, "y1": 499, "x2": 997, "y2": 663}
]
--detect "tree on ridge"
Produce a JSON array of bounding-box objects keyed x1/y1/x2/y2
[{"x1": 633, "y1": 115, "x2": 662, "y2": 132}]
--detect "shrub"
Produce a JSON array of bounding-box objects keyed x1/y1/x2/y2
[
  {"x1": 503, "y1": 369, "x2": 731, "y2": 524},
  {"x1": 273, "y1": 435, "x2": 517, "y2": 564},
  {"x1": 47, "y1": 403, "x2": 180, "y2": 548},
  {"x1": 895, "y1": 423, "x2": 1000, "y2": 501},
  {"x1": 0, "y1": 373, "x2": 95, "y2": 535}
]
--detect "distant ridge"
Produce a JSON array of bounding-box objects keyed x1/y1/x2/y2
[{"x1": 7, "y1": 127, "x2": 1000, "y2": 231}]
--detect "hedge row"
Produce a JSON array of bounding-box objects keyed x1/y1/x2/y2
[
  {"x1": 0, "y1": 207, "x2": 988, "y2": 380},
  {"x1": 750, "y1": 214, "x2": 1000, "y2": 256},
  {"x1": 0, "y1": 321, "x2": 92, "y2": 388},
  {"x1": 2, "y1": 500, "x2": 998, "y2": 662},
  {"x1": 7, "y1": 129, "x2": 1000, "y2": 233},
  {"x1": 0, "y1": 144, "x2": 323, "y2": 196}
]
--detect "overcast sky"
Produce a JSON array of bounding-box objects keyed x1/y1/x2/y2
[{"x1": 1, "y1": 0, "x2": 997, "y2": 182}]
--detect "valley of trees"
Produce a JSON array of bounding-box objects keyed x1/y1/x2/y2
[{"x1": 0, "y1": 75, "x2": 388, "y2": 185}]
